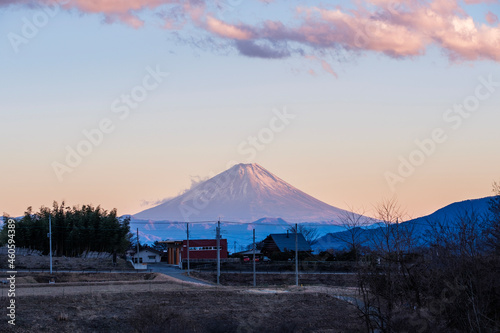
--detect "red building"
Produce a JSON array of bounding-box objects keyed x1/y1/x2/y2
[
  {"x1": 181, "y1": 239, "x2": 228, "y2": 261},
  {"x1": 159, "y1": 240, "x2": 183, "y2": 265}
]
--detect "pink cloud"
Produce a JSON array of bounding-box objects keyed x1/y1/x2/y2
[
  {"x1": 65, "y1": 0, "x2": 172, "y2": 14},
  {"x1": 163, "y1": 16, "x2": 186, "y2": 30},
  {"x1": 308, "y1": 69, "x2": 317, "y2": 76},
  {"x1": 261, "y1": 1, "x2": 500, "y2": 62},
  {"x1": 463, "y1": 0, "x2": 498, "y2": 4},
  {"x1": 3, "y1": 0, "x2": 499, "y2": 63},
  {"x1": 63, "y1": 0, "x2": 178, "y2": 27},
  {"x1": 486, "y1": 11, "x2": 499, "y2": 24},
  {"x1": 300, "y1": 7, "x2": 429, "y2": 57},
  {"x1": 182, "y1": 1, "x2": 205, "y2": 24},
  {"x1": 320, "y1": 59, "x2": 338, "y2": 78},
  {"x1": 102, "y1": 12, "x2": 145, "y2": 28},
  {"x1": 305, "y1": 55, "x2": 338, "y2": 78},
  {"x1": 4, "y1": 0, "x2": 180, "y2": 27},
  {"x1": 205, "y1": 16, "x2": 254, "y2": 40}
]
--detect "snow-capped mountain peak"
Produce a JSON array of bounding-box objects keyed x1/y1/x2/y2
[{"x1": 134, "y1": 163, "x2": 349, "y2": 223}]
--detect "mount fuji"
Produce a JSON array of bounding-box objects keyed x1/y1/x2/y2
[{"x1": 134, "y1": 163, "x2": 350, "y2": 223}]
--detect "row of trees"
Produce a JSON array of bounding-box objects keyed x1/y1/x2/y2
[
  {"x1": 333, "y1": 184, "x2": 500, "y2": 332},
  {"x1": 1, "y1": 202, "x2": 131, "y2": 256}
]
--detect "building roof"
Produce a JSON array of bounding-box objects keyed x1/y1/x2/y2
[
  {"x1": 182, "y1": 239, "x2": 228, "y2": 245},
  {"x1": 138, "y1": 246, "x2": 163, "y2": 255},
  {"x1": 236, "y1": 249, "x2": 262, "y2": 256},
  {"x1": 269, "y1": 233, "x2": 312, "y2": 252}
]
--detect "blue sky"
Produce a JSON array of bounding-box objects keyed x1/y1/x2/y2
[{"x1": 1, "y1": 0, "x2": 499, "y2": 219}]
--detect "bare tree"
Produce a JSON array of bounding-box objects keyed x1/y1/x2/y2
[
  {"x1": 334, "y1": 206, "x2": 371, "y2": 261},
  {"x1": 485, "y1": 182, "x2": 500, "y2": 254},
  {"x1": 353, "y1": 190, "x2": 500, "y2": 333},
  {"x1": 424, "y1": 196, "x2": 500, "y2": 332},
  {"x1": 371, "y1": 198, "x2": 417, "y2": 259},
  {"x1": 356, "y1": 198, "x2": 422, "y2": 333},
  {"x1": 288, "y1": 224, "x2": 320, "y2": 246}
]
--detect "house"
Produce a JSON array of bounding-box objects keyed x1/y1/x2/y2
[
  {"x1": 261, "y1": 232, "x2": 312, "y2": 257},
  {"x1": 181, "y1": 239, "x2": 228, "y2": 261},
  {"x1": 235, "y1": 249, "x2": 264, "y2": 259},
  {"x1": 132, "y1": 246, "x2": 163, "y2": 264}
]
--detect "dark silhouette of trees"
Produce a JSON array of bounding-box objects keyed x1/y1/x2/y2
[
  {"x1": 334, "y1": 206, "x2": 371, "y2": 260},
  {"x1": 288, "y1": 224, "x2": 320, "y2": 246},
  {"x1": 1, "y1": 202, "x2": 130, "y2": 256},
  {"x1": 354, "y1": 198, "x2": 424, "y2": 333},
  {"x1": 485, "y1": 182, "x2": 500, "y2": 254},
  {"x1": 354, "y1": 186, "x2": 500, "y2": 332},
  {"x1": 152, "y1": 241, "x2": 168, "y2": 252}
]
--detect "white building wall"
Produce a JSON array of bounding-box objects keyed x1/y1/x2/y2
[{"x1": 134, "y1": 249, "x2": 161, "y2": 264}]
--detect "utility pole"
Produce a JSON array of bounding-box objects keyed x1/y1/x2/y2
[
  {"x1": 216, "y1": 219, "x2": 220, "y2": 285},
  {"x1": 49, "y1": 214, "x2": 52, "y2": 274},
  {"x1": 253, "y1": 228, "x2": 256, "y2": 287},
  {"x1": 295, "y1": 223, "x2": 299, "y2": 287},
  {"x1": 186, "y1": 223, "x2": 190, "y2": 276},
  {"x1": 136, "y1": 228, "x2": 140, "y2": 264}
]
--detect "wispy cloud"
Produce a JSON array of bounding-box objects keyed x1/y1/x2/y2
[
  {"x1": 140, "y1": 197, "x2": 173, "y2": 207},
  {"x1": 235, "y1": 39, "x2": 291, "y2": 58},
  {"x1": 140, "y1": 173, "x2": 209, "y2": 208},
  {"x1": 205, "y1": 15, "x2": 254, "y2": 40},
  {"x1": 305, "y1": 55, "x2": 338, "y2": 78},
  {"x1": 4, "y1": 0, "x2": 500, "y2": 71},
  {"x1": 463, "y1": 0, "x2": 498, "y2": 4}
]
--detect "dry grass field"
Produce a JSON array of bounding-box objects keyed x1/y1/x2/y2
[
  {"x1": 0, "y1": 254, "x2": 132, "y2": 271},
  {"x1": 191, "y1": 271, "x2": 357, "y2": 288},
  {"x1": 9, "y1": 272, "x2": 158, "y2": 285},
  {"x1": 0, "y1": 272, "x2": 364, "y2": 333}
]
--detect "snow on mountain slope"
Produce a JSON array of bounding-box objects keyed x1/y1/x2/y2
[{"x1": 134, "y1": 163, "x2": 350, "y2": 223}]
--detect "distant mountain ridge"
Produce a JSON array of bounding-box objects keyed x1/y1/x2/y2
[
  {"x1": 134, "y1": 163, "x2": 352, "y2": 223},
  {"x1": 314, "y1": 196, "x2": 497, "y2": 251}
]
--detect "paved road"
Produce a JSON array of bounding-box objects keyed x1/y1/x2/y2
[{"x1": 147, "y1": 263, "x2": 214, "y2": 285}]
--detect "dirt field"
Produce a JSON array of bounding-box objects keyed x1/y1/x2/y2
[
  {"x1": 1, "y1": 272, "x2": 158, "y2": 285},
  {"x1": 0, "y1": 254, "x2": 133, "y2": 271},
  {"x1": 0, "y1": 273, "x2": 365, "y2": 332},
  {"x1": 191, "y1": 271, "x2": 357, "y2": 288}
]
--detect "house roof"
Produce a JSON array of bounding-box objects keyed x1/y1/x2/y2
[
  {"x1": 236, "y1": 249, "x2": 262, "y2": 256},
  {"x1": 269, "y1": 233, "x2": 311, "y2": 252},
  {"x1": 138, "y1": 247, "x2": 163, "y2": 255}
]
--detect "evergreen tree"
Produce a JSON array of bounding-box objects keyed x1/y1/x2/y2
[{"x1": 0, "y1": 202, "x2": 130, "y2": 256}]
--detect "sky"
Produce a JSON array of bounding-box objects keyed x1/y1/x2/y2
[{"x1": 0, "y1": 0, "x2": 499, "y2": 220}]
